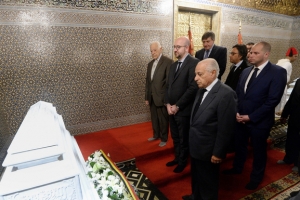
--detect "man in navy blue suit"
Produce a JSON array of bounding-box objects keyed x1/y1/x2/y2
[{"x1": 223, "y1": 41, "x2": 287, "y2": 190}]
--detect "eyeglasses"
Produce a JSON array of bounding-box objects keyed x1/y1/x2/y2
[
  {"x1": 230, "y1": 52, "x2": 238, "y2": 55},
  {"x1": 173, "y1": 45, "x2": 185, "y2": 50}
]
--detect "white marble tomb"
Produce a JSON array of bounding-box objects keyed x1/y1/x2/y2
[{"x1": 0, "y1": 101, "x2": 99, "y2": 200}]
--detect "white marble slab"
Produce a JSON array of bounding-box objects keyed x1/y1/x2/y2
[{"x1": 0, "y1": 101, "x2": 99, "y2": 200}]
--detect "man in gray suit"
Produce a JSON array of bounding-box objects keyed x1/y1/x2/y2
[
  {"x1": 145, "y1": 41, "x2": 173, "y2": 147},
  {"x1": 186, "y1": 58, "x2": 237, "y2": 200}
]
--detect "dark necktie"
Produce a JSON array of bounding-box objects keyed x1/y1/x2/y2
[
  {"x1": 228, "y1": 65, "x2": 237, "y2": 76},
  {"x1": 225, "y1": 66, "x2": 236, "y2": 85},
  {"x1": 204, "y1": 50, "x2": 209, "y2": 59},
  {"x1": 247, "y1": 67, "x2": 259, "y2": 91},
  {"x1": 232, "y1": 65, "x2": 238, "y2": 72},
  {"x1": 192, "y1": 89, "x2": 207, "y2": 119},
  {"x1": 175, "y1": 62, "x2": 182, "y2": 77}
]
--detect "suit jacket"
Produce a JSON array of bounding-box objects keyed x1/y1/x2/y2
[
  {"x1": 195, "y1": 45, "x2": 227, "y2": 79},
  {"x1": 164, "y1": 54, "x2": 199, "y2": 117},
  {"x1": 236, "y1": 62, "x2": 287, "y2": 129},
  {"x1": 281, "y1": 78, "x2": 300, "y2": 131},
  {"x1": 145, "y1": 55, "x2": 173, "y2": 106},
  {"x1": 189, "y1": 80, "x2": 237, "y2": 160},
  {"x1": 224, "y1": 60, "x2": 249, "y2": 91}
]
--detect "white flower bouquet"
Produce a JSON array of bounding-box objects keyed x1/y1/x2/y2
[{"x1": 86, "y1": 150, "x2": 139, "y2": 200}]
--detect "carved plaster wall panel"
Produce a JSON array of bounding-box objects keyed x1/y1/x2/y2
[
  {"x1": 177, "y1": 11, "x2": 212, "y2": 53},
  {"x1": 0, "y1": 0, "x2": 168, "y2": 15},
  {"x1": 0, "y1": 6, "x2": 172, "y2": 30}
]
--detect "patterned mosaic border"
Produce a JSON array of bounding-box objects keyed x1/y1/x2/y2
[
  {"x1": 188, "y1": 0, "x2": 298, "y2": 18},
  {"x1": 223, "y1": 11, "x2": 291, "y2": 30},
  {"x1": 184, "y1": 0, "x2": 297, "y2": 30},
  {"x1": 271, "y1": 182, "x2": 300, "y2": 200},
  {"x1": 0, "y1": 6, "x2": 172, "y2": 30},
  {"x1": 0, "y1": 0, "x2": 173, "y2": 15},
  {"x1": 241, "y1": 172, "x2": 300, "y2": 200},
  {"x1": 115, "y1": 159, "x2": 167, "y2": 200}
]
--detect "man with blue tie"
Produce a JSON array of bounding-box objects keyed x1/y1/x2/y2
[
  {"x1": 222, "y1": 41, "x2": 287, "y2": 190},
  {"x1": 195, "y1": 31, "x2": 227, "y2": 80}
]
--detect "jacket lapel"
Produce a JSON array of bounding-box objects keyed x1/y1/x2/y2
[
  {"x1": 152, "y1": 57, "x2": 164, "y2": 80},
  {"x1": 173, "y1": 55, "x2": 190, "y2": 81},
  {"x1": 209, "y1": 46, "x2": 217, "y2": 58}
]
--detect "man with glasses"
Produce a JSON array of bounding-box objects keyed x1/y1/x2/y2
[
  {"x1": 195, "y1": 31, "x2": 227, "y2": 80},
  {"x1": 164, "y1": 36, "x2": 199, "y2": 173},
  {"x1": 225, "y1": 44, "x2": 249, "y2": 91}
]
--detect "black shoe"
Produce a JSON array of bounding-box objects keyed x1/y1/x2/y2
[
  {"x1": 182, "y1": 194, "x2": 193, "y2": 200},
  {"x1": 290, "y1": 190, "x2": 300, "y2": 197},
  {"x1": 245, "y1": 181, "x2": 259, "y2": 190},
  {"x1": 166, "y1": 160, "x2": 178, "y2": 167},
  {"x1": 173, "y1": 164, "x2": 186, "y2": 173},
  {"x1": 222, "y1": 168, "x2": 242, "y2": 175}
]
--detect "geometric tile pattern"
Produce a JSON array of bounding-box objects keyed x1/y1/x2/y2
[
  {"x1": 0, "y1": 4, "x2": 173, "y2": 138},
  {"x1": 0, "y1": 1, "x2": 173, "y2": 168},
  {"x1": 241, "y1": 172, "x2": 300, "y2": 200},
  {"x1": 0, "y1": 24, "x2": 172, "y2": 135},
  {"x1": 116, "y1": 159, "x2": 168, "y2": 200}
]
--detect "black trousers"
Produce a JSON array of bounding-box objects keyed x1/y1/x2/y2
[
  {"x1": 169, "y1": 114, "x2": 190, "y2": 165},
  {"x1": 191, "y1": 157, "x2": 220, "y2": 200},
  {"x1": 283, "y1": 124, "x2": 300, "y2": 166}
]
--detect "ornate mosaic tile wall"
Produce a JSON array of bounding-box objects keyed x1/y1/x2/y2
[{"x1": 0, "y1": 1, "x2": 174, "y2": 149}]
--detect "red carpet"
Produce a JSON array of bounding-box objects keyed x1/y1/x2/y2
[{"x1": 75, "y1": 122, "x2": 294, "y2": 200}]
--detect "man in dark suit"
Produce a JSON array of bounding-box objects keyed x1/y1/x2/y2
[
  {"x1": 145, "y1": 41, "x2": 173, "y2": 147},
  {"x1": 164, "y1": 36, "x2": 199, "y2": 173},
  {"x1": 246, "y1": 42, "x2": 255, "y2": 66},
  {"x1": 277, "y1": 78, "x2": 300, "y2": 172},
  {"x1": 223, "y1": 41, "x2": 287, "y2": 190},
  {"x1": 225, "y1": 44, "x2": 249, "y2": 91},
  {"x1": 195, "y1": 31, "x2": 227, "y2": 80},
  {"x1": 187, "y1": 58, "x2": 237, "y2": 200}
]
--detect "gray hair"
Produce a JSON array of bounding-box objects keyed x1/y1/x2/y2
[
  {"x1": 204, "y1": 58, "x2": 220, "y2": 78},
  {"x1": 150, "y1": 41, "x2": 162, "y2": 48}
]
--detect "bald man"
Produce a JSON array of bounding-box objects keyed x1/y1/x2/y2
[
  {"x1": 223, "y1": 41, "x2": 287, "y2": 190},
  {"x1": 164, "y1": 36, "x2": 199, "y2": 173}
]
